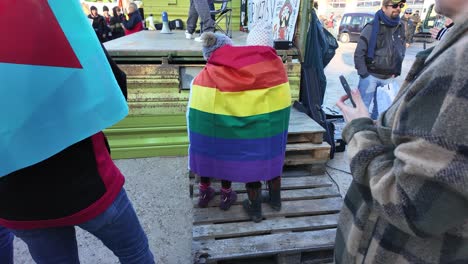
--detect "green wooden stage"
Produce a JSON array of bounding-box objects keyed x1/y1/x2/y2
[{"x1": 104, "y1": 30, "x2": 302, "y2": 159}]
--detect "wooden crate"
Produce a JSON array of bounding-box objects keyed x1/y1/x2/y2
[
  {"x1": 286, "y1": 108, "x2": 331, "y2": 168},
  {"x1": 192, "y1": 168, "x2": 342, "y2": 264}
]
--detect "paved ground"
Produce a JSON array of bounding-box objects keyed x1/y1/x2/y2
[{"x1": 13, "y1": 40, "x2": 433, "y2": 263}]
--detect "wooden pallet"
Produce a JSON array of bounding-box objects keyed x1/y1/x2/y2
[
  {"x1": 192, "y1": 168, "x2": 342, "y2": 264},
  {"x1": 286, "y1": 108, "x2": 331, "y2": 168},
  {"x1": 287, "y1": 108, "x2": 325, "y2": 144}
]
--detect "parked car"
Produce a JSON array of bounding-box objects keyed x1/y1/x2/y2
[{"x1": 338, "y1": 12, "x2": 374, "y2": 43}]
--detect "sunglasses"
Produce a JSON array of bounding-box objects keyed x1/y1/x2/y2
[{"x1": 387, "y1": 2, "x2": 405, "y2": 8}]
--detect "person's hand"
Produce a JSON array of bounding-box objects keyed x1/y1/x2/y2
[
  {"x1": 430, "y1": 27, "x2": 441, "y2": 39},
  {"x1": 336, "y1": 89, "x2": 370, "y2": 123}
]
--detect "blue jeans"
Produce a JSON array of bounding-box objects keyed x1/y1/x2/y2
[
  {"x1": 10, "y1": 189, "x2": 154, "y2": 264},
  {"x1": 0, "y1": 226, "x2": 13, "y2": 264},
  {"x1": 358, "y1": 75, "x2": 394, "y2": 120}
]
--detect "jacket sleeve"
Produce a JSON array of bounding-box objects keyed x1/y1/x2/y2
[
  {"x1": 354, "y1": 24, "x2": 372, "y2": 78},
  {"x1": 343, "y1": 48, "x2": 468, "y2": 238}
]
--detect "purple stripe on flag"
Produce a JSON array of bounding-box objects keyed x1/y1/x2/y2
[
  {"x1": 189, "y1": 131, "x2": 288, "y2": 161},
  {"x1": 190, "y1": 153, "x2": 284, "y2": 183}
]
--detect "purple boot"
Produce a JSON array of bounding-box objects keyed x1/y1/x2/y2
[
  {"x1": 198, "y1": 186, "x2": 215, "y2": 208},
  {"x1": 219, "y1": 188, "x2": 237, "y2": 211}
]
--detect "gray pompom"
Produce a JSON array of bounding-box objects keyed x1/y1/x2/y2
[{"x1": 201, "y1": 32, "x2": 217, "y2": 48}]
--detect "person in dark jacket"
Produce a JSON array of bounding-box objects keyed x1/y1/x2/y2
[
  {"x1": 0, "y1": 47, "x2": 154, "y2": 264},
  {"x1": 354, "y1": 0, "x2": 406, "y2": 119},
  {"x1": 122, "y1": 3, "x2": 143, "y2": 36},
  {"x1": 110, "y1": 6, "x2": 126, "y2": 39},
  {"x1": 401, "y1": 8, "x2": 414, "y2": 46},
  {"x1": 88, "y1": 6, "x2": 110, "y2": 42}
]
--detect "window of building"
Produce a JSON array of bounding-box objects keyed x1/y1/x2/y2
[{"x1": 329, "y1": 0, "x2": 346, "y2": 8}]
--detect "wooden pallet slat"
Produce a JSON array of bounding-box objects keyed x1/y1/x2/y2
[
  {"x1": 193, "y1": 186, "x2": 341, "y2": 208},
  {"x1": 192, "y1": 175, "x2": 334, "y2": 196},
  {"x1": 193, "y1": 228, "x2": 337, "y2": 263},
  {"x1": 286, "y1": 142, "x2": 331, "y2": 152},
  {"x1": 193, "y1": 214, "x2": 339, "y2": 240},
  {"x1": 287, "y1": 108, "x2": 325, "y2": 145},
  {"x1": 193, "y1": 197, "x2": 342, "y2": 225}
]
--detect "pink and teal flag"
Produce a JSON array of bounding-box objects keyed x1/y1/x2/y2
[
  {"x1": 188, "y1": 46, "x2": 291, "y2": 183},
  {"x1": 0, "y1": 0, "x2": 128, "y2": 176}
]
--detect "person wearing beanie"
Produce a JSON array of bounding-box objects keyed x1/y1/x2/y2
[
  {"x1": 110, "y1": 6, "x2": 126, "y2": 40},
  {"x1": 88, "y1": 6, "x2": 109, "y2": 42},
  {"x1": 187, "y1": 32, "x2": 291, "y2": 221}
]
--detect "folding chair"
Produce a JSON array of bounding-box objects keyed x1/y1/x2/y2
[{"x1": 211, "y1": 0, "x2": 232, "y2": 37}]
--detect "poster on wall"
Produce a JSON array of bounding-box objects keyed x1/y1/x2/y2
[
  {"x1": 247, "y1": 0, "x2": 300, "y2": 42},
  {"x1": 247, "y1": 0, "x2": 275, "y2": 29},
  {"x1": 272, "y1": 0, "x2": 300, "y2": 41}
]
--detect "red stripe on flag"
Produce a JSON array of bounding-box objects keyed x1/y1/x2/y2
[
  {"x1": 0, "y1": 0, "x2": 82, "y2": 68},
  {"x1": 194, "y1": 58, "x2": 289, "y2": 92},
  {"x1": 208, "y1": 46, "x2": 280, "y2": 70}
]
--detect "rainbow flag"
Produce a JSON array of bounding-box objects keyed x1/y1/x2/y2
[
  {"x1": 188, "y1": 45, "x2": 291, "y2": 183},
  {"x1": 0, "y1": 0, "x2": 128, "y2": 176}
]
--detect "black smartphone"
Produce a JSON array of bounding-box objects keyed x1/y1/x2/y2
[{"x1": 339, "y1": 75, "x2": 356, "y2": 108}]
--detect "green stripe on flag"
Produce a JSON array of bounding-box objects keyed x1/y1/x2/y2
[{"x1": 188, "y1": 107, "x2": 290, "y2": 139}]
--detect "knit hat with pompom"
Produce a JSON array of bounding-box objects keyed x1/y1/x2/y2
[
  {"x1": 246, "y1": 21, "x2": 274, "y2": 47},
  {"x1": 201, "y1": 32, "x2": 233, "y2": 60}
]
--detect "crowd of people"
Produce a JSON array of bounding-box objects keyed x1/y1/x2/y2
[{"x1": 87, "y1": 3, "x2": 143, "y2": 43}]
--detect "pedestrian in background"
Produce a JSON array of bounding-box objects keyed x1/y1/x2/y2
[
  {"x1": 122, "y1": 3, "x2": 143, "y2": 36},
  {"x1": 88, "y1": 6, "x2": 109, "y2": 43},
  {"x1": 110, "y1": 6, "x2": 126, "y2": 39},
  {"x1": 354, "y1": 0, "x2": 406, "y2": 120},
  {"x1": 401, "y1": 8, "x2": 414, "y2": 46},
  {"x1": 411, "y1": 9, "x2": 422, "y2": 33},
  {"x1": 185, "y1": 0, "x2": 215, "y2": 41},
  {"x1": 103, "y1": 6, "x2": 113, "y2": 40}
]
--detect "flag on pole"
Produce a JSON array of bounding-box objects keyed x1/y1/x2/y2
[
  {"x1": 0, "y1": 0, "x2": 128, "y2": 177},
  {"x1": 188, "y1": 46, "x2": 291, "y2": 183}
]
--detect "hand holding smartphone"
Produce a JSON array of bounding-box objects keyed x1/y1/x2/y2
[{"x1": 339, "y1": 75, "x2": 356, "y2": 108}]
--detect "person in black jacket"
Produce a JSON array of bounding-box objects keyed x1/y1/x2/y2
[
  {"x1": 354, "y1": 0, "x2": 406, "y2": 119},
  {"x1": 110, "y1": 6, "x2": 126, "y2": 39},
  {"x1": 88, "y1": 6, "x2": 109, "y2": 42}
]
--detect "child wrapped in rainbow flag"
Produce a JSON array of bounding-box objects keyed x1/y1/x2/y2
[{"x1": 188, "y1": 22, "x2": 291, "y2": 222}]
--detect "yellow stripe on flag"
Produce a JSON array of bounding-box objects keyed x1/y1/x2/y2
[{"x1": 189, "y1": 83, "x2": 291, "y2": 117}]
